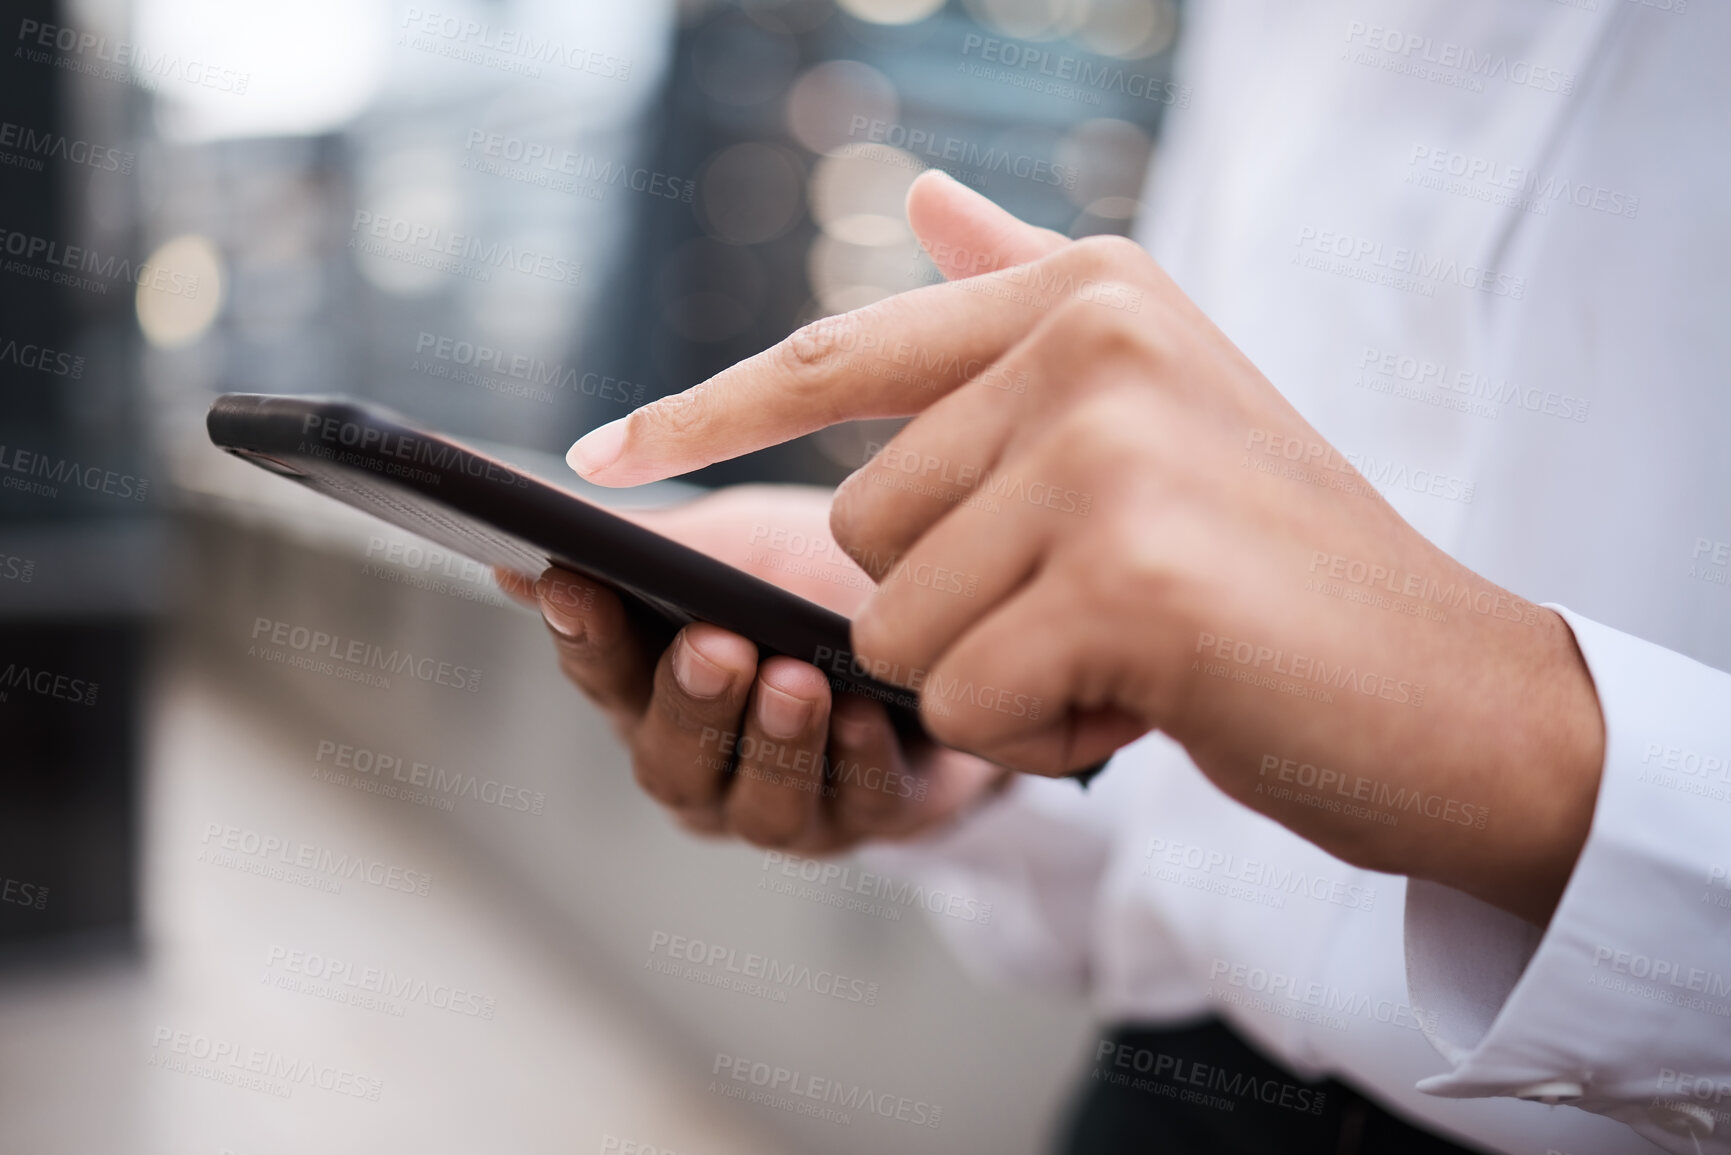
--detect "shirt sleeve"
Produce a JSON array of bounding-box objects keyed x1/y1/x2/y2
[
  {"x1": 855, "y1": 771, "x2": 1116, "y2": 995},
  {"x1": 1406, "y1": 605, "x2": 1731, "y2": 1154}
]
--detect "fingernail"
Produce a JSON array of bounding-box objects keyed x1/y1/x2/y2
[
  {"x1": 673, "y1": 635, "x2": 730, "y2": 699},
  {"x1": 567, "y1": 417, "x2": 627, "y2": 478},
  {"x1": 539, "y1": 591, "x2": 586, "y2": 642},
  {"x1": 757, "y1": 685, "x2": 813, "y2": 740}
]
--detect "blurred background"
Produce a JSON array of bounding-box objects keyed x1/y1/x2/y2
[{"x1": 0, "y1": 0, "x2": 1181, "y2": 1150}]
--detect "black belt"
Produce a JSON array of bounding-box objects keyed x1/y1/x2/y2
[{"x1": 1057, "y1": 1018, "x2": 1492, "y2": 1155}]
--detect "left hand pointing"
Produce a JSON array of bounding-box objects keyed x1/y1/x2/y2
[{"x1": 567, "y1": 170, "x2": 1605, "y2": 926}]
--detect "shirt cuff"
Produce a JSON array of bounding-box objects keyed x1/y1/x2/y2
[{"x1": 1405, "y1": 606, "x2": 1731, "y2": 1152}]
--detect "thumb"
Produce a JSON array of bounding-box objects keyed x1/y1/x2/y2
[{"x1": 905, "y1": 169, "x2": 1070, "y2": 280}]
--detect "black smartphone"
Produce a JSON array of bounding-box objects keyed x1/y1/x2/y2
[{"x1": 207, "y1": 393, "x2": 1105, "y2": 783}]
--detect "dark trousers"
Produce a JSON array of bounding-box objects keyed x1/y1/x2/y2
[{"x1": 1059, "y1": 1019, "x2": 1491, "y2": 1155}]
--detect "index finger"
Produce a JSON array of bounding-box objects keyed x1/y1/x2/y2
[
  {"x1": 566, "y1": 276, "x2": 1040, "y2": 488},
  {"x1": 565, "y1": 175, "x2": 1077, "y2": 488}
]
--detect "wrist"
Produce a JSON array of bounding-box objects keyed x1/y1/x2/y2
[{"x1": 1444, "y1": 608, "x2": 1605, "y2": 926}]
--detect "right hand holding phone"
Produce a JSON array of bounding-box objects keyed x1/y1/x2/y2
[{"x1": 499, "y1": 484, "x2": 1009, "y2": 853}]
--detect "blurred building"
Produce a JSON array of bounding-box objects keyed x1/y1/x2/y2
[
  {"x1": 594, "y1": 0, "x2": 1181, "y2": 485},
  {"x1": 0, "y1": 0, "x2": 159, "y2": 955},
  {"x1": 0, "y1": 2, "x2": 1182, "y2": 1151}
]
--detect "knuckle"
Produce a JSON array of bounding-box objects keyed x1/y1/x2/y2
[
  {"x1": 782, "y1": 311, "x2": 858, "y2": 373},
  {"x1": 553, "y1": 648, "x2": 599, "y2": 689},
  {"x1": 771, "y1": 331, "x2": 852, "y2": 426},
  {"x1": 1067, "y1": 232, "x2": 1146, "y2": 273},
  {"x1": 1043, "y1": 293, "x2": 1140, "y2": 351},
  {"x1": 839, "y1": 786, "x2": 902, "y2": 830},
  {"x1": 633, "y1": 760, "x2": 703, "y2": 812},
  {"x1": 672, "y1": 809, "x2": 726, "y2": 838},
  {"x1": 652, "y1": 678, "x2": 732, "y2": 734},
  {"x1": 729, "y1": 802, "x2": 805, "y2": 849},
  {"x1": 549, "y1": 625, "x2": 614, "y2": 677},
  {"x1": 1078, "y1": 525, "x2": 1176, "y2": 616},
  {"x1": 1044, "y1": 389, "x2": 1148, "y2": 462},
  {"x1": 638, "y1": 387, "x2": 711, "y2": 442}
]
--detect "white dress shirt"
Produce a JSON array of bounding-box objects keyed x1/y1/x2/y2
[{"x1": 865, "y1": 2, "x2": 1731, "y2": 1152}]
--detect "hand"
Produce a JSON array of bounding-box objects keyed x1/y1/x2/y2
[
  {"x1": 561, "y1": 171, "x2": 1605, "y2": 925},
  {"x1": 498, "y1": 484, "x2": 1010, "y2": 854}
]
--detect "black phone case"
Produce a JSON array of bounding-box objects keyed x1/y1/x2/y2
[{"x1": 206, "y1": 393, "x2": 1105, "y2": 784}]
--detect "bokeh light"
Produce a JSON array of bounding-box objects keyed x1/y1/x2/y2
[
  {"x1": 699, "y1": 142, "x2": 807, "y2": 245},
  {"x1": 786, "y1": 60, "x2": 900, "y2": 155},
  {"x1": 135, "y1": 234, "x2": 225, "y2": 348},
  {"x1": 835, "y1": 0, "x2": 949, "y2": 26}
]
